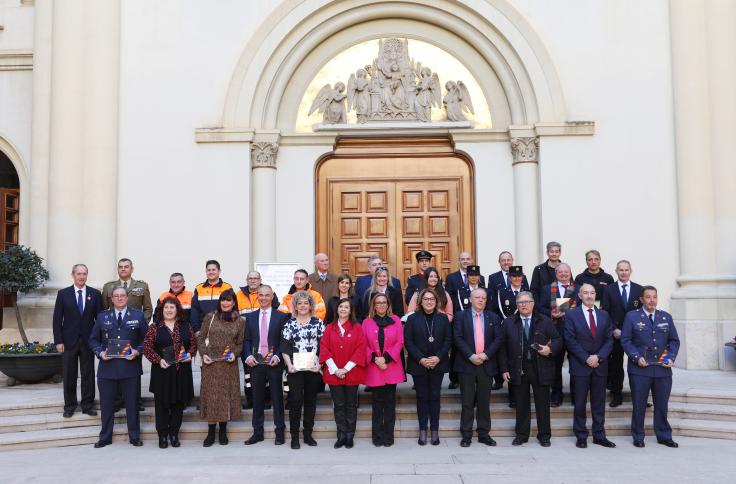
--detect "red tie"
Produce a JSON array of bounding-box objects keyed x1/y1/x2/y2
[
  {"x1": 259, "y1": 311, "x2": 269, "y2": 355},
  {"x1": 588, "y1": 308, "x2": 597, "y2": 338},
  {"x1": 562, "y1": 284, "x2": 568, "y2": 293}
]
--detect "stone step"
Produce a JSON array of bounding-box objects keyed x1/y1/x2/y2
[{"x1": 1, "y1": 416, "x2": 735, "y2": 451}]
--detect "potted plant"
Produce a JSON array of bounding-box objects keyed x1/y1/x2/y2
[{"x1": 0, "y1": 245, "x2": 59, "y2": 385}]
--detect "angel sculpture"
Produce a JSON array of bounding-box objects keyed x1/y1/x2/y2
[
  {"x1": 443, "y1": 80, "x2": 474, "y2": 121},
  {"x1": 347, "y1": 69, "x2": 371, "y2": 123},
  {"x1": 414, "y1": 67, "x2": 441, "y2": 122},
  {"x1": 309, "y1": 82, "x2": 347, "y2": 124}
]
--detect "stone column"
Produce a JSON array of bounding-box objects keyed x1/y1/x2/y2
[
  {"x1": 670, "y1": 0, "x2": 736, "y2": 370},
  {"x1": 509, "y1": 129, "x2": 541, "y2": 269},
  {"x1": 250, "y1": 138, "x2": 279, "y2": 263}
]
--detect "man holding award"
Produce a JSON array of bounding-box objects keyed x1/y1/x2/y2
[
  {"x1": 88, "y1": 286, "x2": 148, "y2": 448},
  {"x1": 243, "y1": 285, "x2": 289, "y2": 446},
  {"x1": 621, "y1": 285, "x2": 680, "y2": 448}
]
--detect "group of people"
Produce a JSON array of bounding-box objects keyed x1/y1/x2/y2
[{"x1": 52, "y1": 243, "x2": 680, "y2": 451}]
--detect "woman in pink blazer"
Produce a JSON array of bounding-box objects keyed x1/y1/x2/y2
[{"x1": 362, "y1": 293, "x2": 405, "y2": 447}]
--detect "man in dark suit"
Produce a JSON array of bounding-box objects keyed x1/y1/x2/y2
[
  {"x1": 88, "y1": 286, "x2": 148, "y2": 447},
  {"x1": 621, "y1": 285, "x2": 680, "y2": 448},
  {"x1": 450, "y1": 265, "x2": 485, "y2": 389},
  {"x1": 52, "y1": 264, "x2": 102, "y2": 418},
  {"x1": 453, "y1": 288, "x2": 503, "y2": 447},
  {"x1": 243, "y1": 285, "x2": 289, "y2": 445},
  {"x1": 308, "y1": 253, "x2": 338, "y2": 301},
  {"x1": 500, "y1": 291, "x2": 561, "y2": 446},
  {"x1": 530, "y1": 241, "x2": 563, "y2": 303},
  {"x1": 600, "y1": 259, "x2": 642, "y2": 407},
  {"x1": 445, "y1": 251, "x2": 485, "y2": 310},
  {"x1": 564, "y1": 283, "x2": 615, "y2": 448},
  {"x1": 538, "y1": 262, "x2": 580, "y2": 406},
  {"x1": 355, "y1": 255, "x2": 402, "y2": 298},
  {"x1": 493, "y1": 265, "x2": 529, "y2": 401},
  {"x1": 404, "y1": 250, "x2": 433, "y2": 305},
  {"x1": 488, "y1": 251, "x2": 528, "y2": 304}
]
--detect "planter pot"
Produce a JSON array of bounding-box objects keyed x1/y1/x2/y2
[{"x1": 0, "y1": 353, "x2": 62, "y2": 385}]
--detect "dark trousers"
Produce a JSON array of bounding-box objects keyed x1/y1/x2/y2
[
  {"x1": 607, "y1": 339, "x2": 625, "y2": 395},
  {"x1": 412, "y1": 371, "x2": 444, "y2": 431},
  {"x1": 458, "y1": 365, "x2": 491, "y2": 438},
  {"x1": 286, "y1": 371, "x2": 321, "y2": 434},
  {"x1": 551, "y1": 332, "x2": 566, "y2": 402},
  {"x1": 154, "y1": 399, "x2": 184, "y2": 437},
  {"x1": 513, "y1": 363, "x2": 551, "y2": 440},
  {"x1": 329, "y1": 384, "x2": 359, "y2": 436},
  {"x1": 98, "y1": 376, "x2": 139, "y2": 442},
  {"x1": 449, "y1": 347, "x2": 459, "y2": 384},
  {"x1": 571, "y1": 373, "x2": 607, "y2": 440},
  {"x1": 251, "y1": 364, "x2": 285, "y2": 433},
  {"x1": 244, "y1": 366, "x2": 272, "y2": 405},
  {"x1": 629, "y1": 373, "x2": 673, "y2": 441},
  {"x1": 61, "y1": 337, "x2": 95, "y2": 412},
  {"x1": 371, "y1": 384, "x2": 397, "y2": 443}
]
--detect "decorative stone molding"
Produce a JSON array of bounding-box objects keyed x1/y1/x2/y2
[
  {"x1": 250, "y1": 142, "x2": 278, "y2": 169},
  {"x1": 510, "y1": 136, "x2": 539, "y2": 164}
]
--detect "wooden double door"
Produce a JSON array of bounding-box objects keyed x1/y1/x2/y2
[{"x1": 316, "y1": 136, "x2": 475, "y2": 283}]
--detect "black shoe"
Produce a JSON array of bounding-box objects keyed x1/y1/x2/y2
[
  {"x1": 244, "y1": 433, "x2": 265, "y2": 445},
  {"x1": 539, "y1": 439, "x2": 551, "y2": 447},
  {"x1": 169, "y1": 434, "x2": 180, "y2": 447},
  {"x1": 646, "y1": 402, "x2": 653, "y2": 408},
  {"x1": 242, "y1": 401, "x2": 253, "y2": 410},
  {"x1": 219, "y1": 427, "x2": 229, "y2": 445},
  {"x1": 512, "y1": 437, "x2": 527, "y2": 446},
  {"x1": 657, "y1": 439, "x2": 678, "y2": 448},
  {"x1": 158, "y1": 436, "x2": 168, "y2": 449},
  {"x1": 82, "y1": 409, "x2": 98, "y2": 417},
  {"x1": 383, "y1": 439, "x2": 394, "y2": 447},
  {"x1": 509, "y1": 402, "x2": 516, "y2": 409},
  {"x1": 448, "y1": 382, "x2": 459, "y2": 390},
  {"x1": 265, "y1": 402, "x2": 272, "y2": 410},
  {"x1": 633, "y1": 440, "x2": 645, "y2": 448},
  {"x1": 576, "y1": 439, "x2": 587, "y2": 448},
  {"x1": 609, "y1": 394, "x2": 622, "y2": 407},
  {"x1": 478, "y1": 435, "x2": 496, "y2": 446},
  {"x1": 114, "y1": 405, "x2": 122, "y2": 413},
  {"x1": 418, "y1": 429, "x2": 427, "y2": 446},
  {"x1": 291, "y1": 435, "x2": 300, "y2": 449},
  {"x1": 138, "y1": 404, "x2": 145, "y2": 412},
  {"x1": 303, "y1": 432, "x2": 317, "y2": 447},
  {"x1": 430, "y1": 430, "x2": 440, "y2": 446},
  {"x1": 203, "y1": 427, "x2": 216, "y2": 447},
  {"x1": 345, "y1": 433, "x2": 354, "y2": 449},
  {"x1": 460, "y1": 438, "x2": 471, "y2": 447},
  {"x1": 129, "y1": 438, "x2": 143, "y2": 447},
  {"x1": 550, "y1": 400, "x2": 562, "y2": 408},
  {"x1": 275, "y1": 430, "x2": 285, "y2": 445},
  {"x1": 593, "y1": 438, "x2": 616, "y2": 448},
  {"x1": 63, "y1": 410, "x2": 74, "y2": 418},
  {"x1": 373, "y1": 438, "x2": 383, "y2": 447},
  {"x1": 334, "y1": 432, "x2": 346, "y2": 449},
  {"x1": 94, "y1": 440, "x2": 111, "y2": 448}
]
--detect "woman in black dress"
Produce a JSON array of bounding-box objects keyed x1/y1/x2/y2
[{"x1": 143, "y1": 296, "x2": 196, "y2": 448}]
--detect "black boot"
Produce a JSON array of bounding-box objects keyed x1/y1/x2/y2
[
  {"x1": 334, "y1": 431, "x2": 346, "y2": 449},
  {"x1": 431, "y1": 430, "x2": 440, "y2": 446},
  {"x1": 158, "y1": 434, "x2": 168, "y2": 449},
  {"x1": 291, "y1": 433, "x2": 300, "y2": 449},
  {"x1": 219, "y1": 422, "x2": 229, "y2": 445},
  {"x1": 303, "y1": 430, "x2": 317, "y2": 447},
  {"x1": 203, "y1": 424, "x2": 216, "y2": 447},
  {"x1": 169, "y1": 433, "x2": 180, "y2": 448},
  {"x1": 418, "y1": 429, "x2": 427, "y2": 446},
  {"x1": 345, "y1": 432, "x2": 354, "y2": 449}
]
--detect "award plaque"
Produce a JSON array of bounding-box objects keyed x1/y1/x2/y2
[
  {"x1": 214, "y1": 345, "x2": 233, "y2": 362},
  {"x1": 177, "y1": 346, "x2": 191, "y2": 362},
  {"x1": 531, "y1": 332, "x2": 550, "y2": 351},
  {"x1": 107, "y1": 339, "x2": 133, "y2": 358},
  {"x1": 161, "y1": 346, "x2": 177, "y2": 365},
  {"x1": 645, "y1": 348, "x2": 672, "y2": 366},
  {"x1": 254, "y1": 346, "x2": 275, "y2": 365},
  {"x1": 555, "y1": 297, "x2": 572, "y2": 312},
  {"x1": 292, "y1": 352, "x2": 316, "y2": 371}
]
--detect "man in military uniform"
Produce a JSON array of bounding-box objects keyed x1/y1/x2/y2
[
  {"x1": 621, "y1": 285, "x2": 680, "y2": 448},
  {"x1": 446, "y1": 252, "x2": 485, "y2": 310},
  {"x1": 405, "y1": 250, "x2": 433, "y2": 305},
  {"x1": 493, "y1": 265, "x2": 528, "y2": 319},
  {"x1": 530, "y1": 241, "x2": 563, "y2": 303},
  {"x1": 102, "y1": 258, "x2": 152, "y2": 412},
  {"x1": 89, "y1": 286, "x2": 148, "y2": 447}
]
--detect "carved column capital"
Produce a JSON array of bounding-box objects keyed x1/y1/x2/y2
[
  {"x1": 510, "y1": 137, "x2": 539, "y2": 164},
  {"x1": 250, "y1": 142, "x2": 279, "y2": 169}
]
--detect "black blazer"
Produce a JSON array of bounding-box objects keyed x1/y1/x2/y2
[
  {"x1": 453, "y1": 308, "x2": 503, "y2": 376},
  {"x1": 564, "y1": 306, "x2": 614, "y2": 377},
  {"x1": 404, "y1": 311, "x2": 452, "y2": 376},
  {"x1": 243, "y1": 309, "x2": 289, "y2": 368},
  {"x1": 52, "y1": 286, "x2": 103, "y2": 345},
  {"x1": 358, "y1": 286, "x2": 404, "y2": 321},
  {"x1": 324, "y1": 294, "x2": 360, "y2": 324},
  {"x1": 601, "y1": 281, "x2": 643, "y2": 328},
  {"x1": 499, "y1": 312, "x2": 561, "y2": 386}
]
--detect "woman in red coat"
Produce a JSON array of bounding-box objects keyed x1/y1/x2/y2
[{"x1": 319, "y1": 297, "x2": 367, "y2": 449}]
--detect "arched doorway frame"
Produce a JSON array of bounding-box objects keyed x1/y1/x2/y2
[{"x1": 0, "y1": 134, "x2": 29, "y2": 246}]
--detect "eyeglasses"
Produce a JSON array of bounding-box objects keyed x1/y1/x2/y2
[
  {"x1": 421, "y1": 297, "x2": 436, "y2": 302},
  {"x1": 517, "y1": 300, "x2": 534, "y2": 305}
]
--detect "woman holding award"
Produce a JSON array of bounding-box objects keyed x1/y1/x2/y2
[
  {"x1": 197, "y1": 289, "x2": 244, "y2": 447},
  {"x1": 362, "y1": 293, "x2": 405, "y2": 447},
  {"x1": 143, "y1": 297, "x2": 197, "y2": 448},
  {"x1": 319, "y1": 298, "x2": 367, "y2": 449},
  {"x1": 404, "y1": 288, "x2": 452, "y2": 446},
  {"x1": 281, "y1": 290, "x2": 325, "y2": 449}
]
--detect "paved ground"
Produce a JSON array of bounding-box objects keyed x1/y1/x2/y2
[{"x1": 0, "y1": 435, "x2": 734, "y2": 483}]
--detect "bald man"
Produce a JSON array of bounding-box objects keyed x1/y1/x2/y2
[{"x1": 308, "y1": 253, "x2": 338, "y2": 301}]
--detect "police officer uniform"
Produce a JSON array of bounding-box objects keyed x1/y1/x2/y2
[
  {"x1": 88, "y1": 306, "x2": 148, "y2": 447},
  {"x1": 452, "y1": 265, "x2": 486, "y2": 314},
  {"x1": 493, "y1": 266, "x2": 528, "y2": 320},
  {"x1": 405, "y1": 250, "x2": 432, "y2": 305},
  {"x1": 621, "y1": 307, "x2": 680, "y2": 447}
]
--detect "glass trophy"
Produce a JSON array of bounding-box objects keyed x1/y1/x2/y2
[
  {"x1": 177, "y1": 346, "x2": 191, "y2": 362},
  {"x1": 531, "y1": 332, "x2": 550, "y2": 351},
  {"x1": 292, "y1": 352, "x2": 316, "y2": 371},
  {"x1": 214, "y1": 345, "x2": 233, "y2": 362},
  {"x1": 107, "y1": 339, "x2": 133, "y2": 358},
  {"x1": 645, "y1": 347, "x2": 671, "y2": 366},
  {"x1": 161, "y1": 345, "x2": 177, "y2": 365},
  {"x1": 254, "y1": 346, "x2": 275, "y2": 365}
]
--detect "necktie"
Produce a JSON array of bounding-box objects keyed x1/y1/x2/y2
[
  {"x1": 648, "y1": 313, "x2": 654, "y2": 324},
  {"x1": 523, "y1": 317, "x2": 530, "y2": 340},
  {"x1": 463, "y1": 273, "x2": 468, "y2": 286},
  {"x1": 117, "y1": 312, "x2": 123, "y2": 329},
  {"x1": 621, "y1": 284, "x2": 628, "y2": 306},
  {"x1": 77, "y1": 290, "x2": 84, "y2": 315},
  {"x1": 513, "y1": 290, "x2": 518, "y2": 297},
  {"x1": 259, "y1": 311, "x2": 269, "y2": 355},
  {"x1": 474, "y1": 312, "x2": 484, "y2": 354},
  {"x1": 504, "y1": 272, "x2": 509, "y2": 288},
  {"x1": 562, "y1": 284, "x2": 569, "y2": 293},
  {"x1": 123, "y1": 281, "x2": 128, "y2": 290},
  {"x1": 320, "y1": 273, "x2": 326, "y2": 281},
  {"x1": 588, "y1": 308, "x2": 597, "y2": 338}
]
